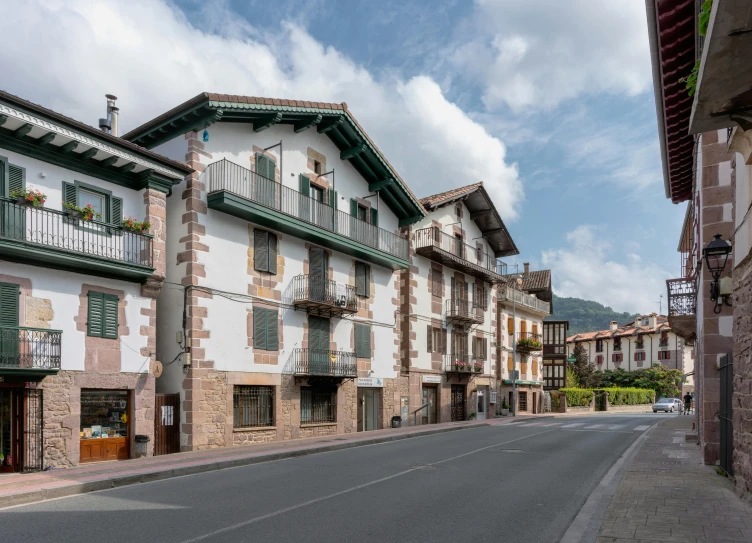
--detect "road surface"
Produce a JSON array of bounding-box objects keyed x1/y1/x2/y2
[{"x1": 0, "y1": 414, "x2": 668, "y2": 542}]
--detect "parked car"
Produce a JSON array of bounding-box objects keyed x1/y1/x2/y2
[{"x1": 652, "y1": 398, "x2": 682, "y2": 413}]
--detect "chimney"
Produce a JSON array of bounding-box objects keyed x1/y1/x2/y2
[
  {"x1": 523, "y1": 262, "x2": 530, "y2": 279},
  {"x1": 609, "y1": 321, "x2": 618, "y2": 332},
  {"x1": 98, "y1": 94, "x2": 118, "y2": 135},
  {"x1": 649, "y1": 315, "x2": 657, "y2": 329}
]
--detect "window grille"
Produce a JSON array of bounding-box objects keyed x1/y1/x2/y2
[
  {"x1": 301, "y1": 386, "x2": 336, "y2": 424},
  {"x1": 233, "y1": 386, "x2": 274, "y2": 428}
]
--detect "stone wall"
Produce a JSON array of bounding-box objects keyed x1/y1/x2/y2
[
  {"x1": 233, "y1": 428, "x2": 278, "y2": 446},
  {"x1": 300, "y1": 423, "x2": 338, "y2": 438},
  {"x1": 733, "y1": 249, "x2": 752, "y2": 502}
]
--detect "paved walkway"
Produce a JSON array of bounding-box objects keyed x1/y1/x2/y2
[
  {"x1": 0, "y1": 415, "x2": 538, "y2": 508},
  {"x1": 597, "y1": 416, "x2": 752, "y2": 542}
]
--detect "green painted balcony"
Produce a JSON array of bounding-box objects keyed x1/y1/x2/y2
[
  {"x1": 205, "y1": 160, "x2": 409, "y2": 269},
  {"x1": 0, "y1": 199, "x2": 154, "y2": 282},
  {"x1": 0, "y1": 326, "x2": 62, "y2": 377}
]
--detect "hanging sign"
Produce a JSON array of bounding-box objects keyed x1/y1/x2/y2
[
  {"x1": 422, "y1": 375, "x2": 442, "y2": 384},
  {"x1": 357, "y1": 377, "x2": 384, "y2": 388}
]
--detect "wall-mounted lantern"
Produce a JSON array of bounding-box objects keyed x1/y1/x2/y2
[{"x1": 702, "y1": 234, "x2": 732, "y2": 313}]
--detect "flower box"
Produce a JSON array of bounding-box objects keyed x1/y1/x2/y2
[{"x1": 10, "y1": 188, "x2": 46, "y2": 207}]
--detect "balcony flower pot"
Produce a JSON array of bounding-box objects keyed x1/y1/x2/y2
[
  {"x1": 123, "y1": 217, "x2": 151, "y2": 234},
  {"x1": 64, "y1": 203, "x2": 101, "y2": 222},
  {"x1": 10, "y1": 188, "x2": 46, "y2": 208}
]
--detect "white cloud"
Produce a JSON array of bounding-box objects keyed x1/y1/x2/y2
[
  {"x1": 451, "y1": 0, "x2": 652, "y2": 111},
  {"x1": 0, "y1": 0, "x2": 524, "y2": 219},
  {"x1": 541, "y1": 225, "x2": 672, "y2": 314}
]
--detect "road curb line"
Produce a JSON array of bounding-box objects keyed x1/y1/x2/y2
[
  {"x1": 0, "y1": 421, "x2": 493, "y2": 510},
  {"x1": 559, "y1": 420, "x2": 660, "y2": 543}
]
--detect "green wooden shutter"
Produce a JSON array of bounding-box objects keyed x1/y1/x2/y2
[
  {"x1": 266, "y1": 309, "x2": 279, "y2": 351},
  {"x1": 299, "y1": 174, "x2": 310, "y2": 197},
  {"x1": 355, "y1": 262, "x2": 365, "y2": 296},
  {"x1": 427, "y1": 325, "x2": 432, "y2": 353},
  {"x1": 329, "y1": 189, "x2": 338, "y2": 209},
  {"x1": 0, "y1": 282, "x2": 20, "y2": 326},
  {"x1": 364, "y1": 264, "x2": 370, "y2": 297},
  {"x1": 363, "y1": 325, "x2": 371, "y2": 358},
  {"x1": 254, "y1": 230, "x2": 269, "y2": 272},
  {"x1": 110, "y1": 196, "x2": 123, "y2": 227},
  {"x1": 7, "y1": 165, "x2": 25, "y2": 194},
  {"x1": 0, "y1": 157, "x2": 6, "y2": 197},
  {"x1": 350, "y1": 198, "x2": 358, "y2": 217},
  {"x1": 268, "y1": 233, "x2": 278, "y2": 275},
  {"x1": 87, "y1": 292, "x2": 104, "y2": 337},
  {"x1": 370, "y1": 208, "x2": 378, "y2": 227},
  {"x1": 355, "y1": 323, "x2": 363, "y2": 357},
  {"x1": 256, "y1": 154, "x2": 275, "y2": 181},
  {"x1": 103, "y1": 294, "x2": 119, "y2": 339},
  {"x1": 253, "y1": 308, "x2": 267, "y2": 350},
  {"x1": 62, "y1": 182, "x2": 77, "y2": 206}
]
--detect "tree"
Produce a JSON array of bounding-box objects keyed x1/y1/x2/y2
[
  {"x1": 571, "y1": 342, "x2": 599, "y2": 388},
  {"x1": 597, "y1": 364, "x2": 683, "y2": 398}
]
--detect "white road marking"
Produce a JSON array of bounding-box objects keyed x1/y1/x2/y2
[
  {"x1": 523, "y1": 422, "x2": 545, "y2": 427},
  {"x1": 607, "y1": 425, "x2": 625, "y2": 430},
  {"x1": 584, "y1": 424, "x2": 604, "y2": 429},
  {"x1": 178, "y1": 428, "x2": 557, "y2": 543},
  {"x1": 541, "y1": 423, "x2": 562, "y2": 427},
  {"x1": 633, "y1": 425, "x2": 650, "y2": 431},
  {"x1": 561, "y1": 423, "x2": 584, "y2": 428}
]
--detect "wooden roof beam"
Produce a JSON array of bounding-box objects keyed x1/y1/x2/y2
[
  {"x1": 294, "y1": 114, "x2": 322, "y2": 133},
  {"x1": 13, "y1": 123, "x2": 33, "y2": 138},
  {"x1": 253, "y1": 113, "x2": 283, "y2": 133},
  {"x1": 317, "y1": 116, "x2": 344, "y2": 134},
  {"x1": 340, "y1": 143, "x2": 366, "y2": 161}
]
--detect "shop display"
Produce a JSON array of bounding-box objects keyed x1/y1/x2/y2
[{"x1": 80, "y1": 390, "x2": 130, "y2": 463}]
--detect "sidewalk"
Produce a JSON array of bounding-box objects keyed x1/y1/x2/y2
[
  {"x1": 0, "y1": 415, "x2": 539, "y2": 509},
  {"x1": 597, "y1": 416, "x2": 752, "y2": 542}
]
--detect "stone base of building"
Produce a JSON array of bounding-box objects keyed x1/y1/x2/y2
[
  {"x1": 733, "y1": 250, "x2": 752, "y2": 502},
  {"x1": 499, "y1": 384, "x2": 544, "y2": 415}
]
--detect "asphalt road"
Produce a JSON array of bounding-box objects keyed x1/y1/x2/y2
[{"x1": 1, "y1": 414, "x2": 670, "y2": 543}]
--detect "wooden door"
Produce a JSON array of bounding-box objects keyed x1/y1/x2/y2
[
  {"x1": 155, "y1": 393, "x2": 180, "y2": 455},
  {"x1": 308, "y1": 316, "x2": 330, "y2": 374},
  {"x1": 451, "y1": 385, "x2": 465, "y2": 421}
]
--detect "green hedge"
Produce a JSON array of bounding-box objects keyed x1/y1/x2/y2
[
  {"x1": 597, "y1": 388, "x2": 655, "y2": 406},
  {"x1": 560, "y1": 388, "x2": 594, "y2": 407}
]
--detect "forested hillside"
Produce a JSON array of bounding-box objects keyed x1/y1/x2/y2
[{"x1": 545, "y1": 294, "x2": 640, "y2": 336}]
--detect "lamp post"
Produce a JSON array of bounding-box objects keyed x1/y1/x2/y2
[{"x1": 702, "y1": 234, "x2": 732, "y2": 314}]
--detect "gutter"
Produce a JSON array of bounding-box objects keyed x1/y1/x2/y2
[{"x1": 645, "y1": 0, "x2": 672, "y2": 200}]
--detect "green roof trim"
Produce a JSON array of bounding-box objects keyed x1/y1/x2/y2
[{"x1": 123, "y1": 94, "x2": 426, "y2": 223}]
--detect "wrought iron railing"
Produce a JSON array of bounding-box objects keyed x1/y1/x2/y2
[
  {"x1": 414, "y1": 227, "x2": 507, "y2": 276},
  {"x1": 445, "y1": 299, "x2": 483, "y2": 322},
  {"x1": 0, "y1": 326, "x2": 62, "y2": 371},
  {"x1": 516, "y1": 332, "x2": 542, "y2": 354},
  {"x1": 291, "y1": 348, "x2": 357, "y2": 377},
  {"x1": 233, "y1": 386, "x2": 274, "y2": 428},
  {"x1": 498, "y1": 285, "x2": 551, "y2": 314},
  {"x1": 0, "y1": 199, "x2": 153, "y2": 267},
  {"x1": 667, "y1": 276, "x2": 697, "y2": 316},
  {"x1": 291, "y1": 275, "x2": 357, "y2": 311},
  {"x1": 205, "y1": 159, "x2": 408, "y2": 261},
  {"x1": 443, "y1": 353, "x2": 483, "y2": 373}
]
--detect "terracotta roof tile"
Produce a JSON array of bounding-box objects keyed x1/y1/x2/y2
[
  {"x1": 503, "y1": 270, "x2": 550, "y2": 291},
  {"x1": 420, "y1": 182, "x2": 483, "y2": 208},
  {"x1": 567, "y1": 315, "x2": 674, "y2": 342}
]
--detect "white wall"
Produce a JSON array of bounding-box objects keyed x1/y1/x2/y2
[{"x1": 497, "y1": 306, "x2": 544, "y2": 381}]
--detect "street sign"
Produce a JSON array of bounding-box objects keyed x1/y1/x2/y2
[{"x1": 567, "y1": 355, "x2": 576, "y2": 364}]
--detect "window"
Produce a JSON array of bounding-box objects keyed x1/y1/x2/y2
[
  {"x1": 659, "y1": 331, "x2": 669, "y2": 347},
  {"x1": 634, "y1": 352, "x2": 646, "y2": 362},
  {"x1": 255, "y1": 153, "x2": 275, "y2": 180},
  {"x1": 508, "y1": 317, "x2": 514, "y2": 335},
  {"x1": 358, "y1": 204, "x2": 368, "y2": 222},
  {"x1": 63, "y1": 181, "x2": 122, "y2": 227},
  {"x1": 596, "y1": 355, "x2": 603, "y2": 365},
  {"x1": 472, "y1": 337, "x2": 487, "y2": 360},
  {"x1": 454, "y1": 234, "x2": 463, "y2": 258},
  {"x1": 595, "y1": 339, "x2": 603, "y2": 353},
  {"x1": 301, "y1": 386, "x2": 336, "y2": 424},
  {"x1": 507, "y1": 355, "x2": 514, "y2": 372},
  {"x1": 253, "y1": 307, "x2": 279, "y2": 351},
  {"x1": 310, "y1": 184, "x2": 324, "y2": 202},
  {"x1": 431, "y1": 268, "x2": 443, "y2": 297},
  {"x1": 0, "y1": 157, "x2": 25, "y2": 198},
  {"x1": 658, "y1": 350, "x2": 671, "y2": 360},
  {"x1": 476, "y1": 246, "x2": 482, "y2": 263},
  {"x1": 355, "y1": 262, "x2": 370, "y2": 297},
  {"x1": 473, "y1": 284, "x2": 488, "y2": 310},
  {"x1": 233, "y1": 386, "x2": 274, "y2": 428},
  {"x1": 455, "y1": 203, "x2": 463, "y2": 219},
  {"x1": 612, "y1": 353, "x2": 623, "y2": 363},
  {"x1": 636, "y1": 334, "x2": 644, "y2": 349},
  {"x1": 313, "y1": 160, "x2": 322, "y2": 175},
  {"x1": 0, "y1": 282, "x2": 20, "y2": 328},
  {"x1": 518, "y1": 392, "x2": 528, "y2": 412},
  {"x1": 87, "y1": 291, "x2": 118, "y2": 339},
  {"x1": 427, "y1": 325, "x2": 446, "y2": 353},
  {"x1": 253, "y1": 230, "x2": 278, "y2": 274},
  {"x1": 355, "y1": 323, "x2": 371, "y2": 358},
  {"x1": 613, "y1": 338, "x2": 622, "y2": 351}
]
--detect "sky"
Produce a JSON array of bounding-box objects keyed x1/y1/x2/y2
[{"x1": 1, "y1": 0, "x2": 687, "y2": 315}]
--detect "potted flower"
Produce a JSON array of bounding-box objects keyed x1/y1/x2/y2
[
  {"x1": 123, "y1": 217, "x2": 151, "y2": 233},
  {"x1": 517, "y1": 337, "x2": 542, "y2": 353},
  {"x1": 63, "y1": 202, "x2": 101, "y2": 222},
  {"x1": 454, "y1": 359, "x2": 467, "y2": 372},
  {"x1": 473, "y1": 361, "x2": 483, "y2": 373},
  {"x1": 501, "y1": 398, "x2": 510, "y2": 416},
  {"x1": 468, "y1": 411, "x2": 477, "y2": 420},
  {"x1": 9, "y1": 187, "x2": 46, "y2": 207}
]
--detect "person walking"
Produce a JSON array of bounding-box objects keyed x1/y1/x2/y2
[{"x1": 683, "y1": 392, "x2": 692, "y2": 415}]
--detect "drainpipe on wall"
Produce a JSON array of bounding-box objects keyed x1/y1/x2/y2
[{"x1": 626, "y1": 337, "x2": 631, "y2": 372}]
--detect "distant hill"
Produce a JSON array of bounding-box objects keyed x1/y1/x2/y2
[{"x1": 545, "y1": 294, "x2": 640, "y2": 336}]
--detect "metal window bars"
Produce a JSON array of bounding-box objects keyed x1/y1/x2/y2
[
  {"x1": 300, "y1": 386, "x2": 337, "y2": 424},
  {"x1": 233, "y1": 386, "x2": 275, "y2": 428}
]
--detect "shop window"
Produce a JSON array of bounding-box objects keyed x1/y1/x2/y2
[
  {"x1": 80, "y1": 389, "x2": 129, "y2": 463},
  {"x1": 355, "y1": 323, "x2": 371, "y2": 358},
  {"x1": 62, "y1": 181, "x2": 122, "y2": 227},
  {"x1": 253, "y1": 230, "x2": 278, "y2": 274},
  {"x1": 355, "y1": 262, "x2": 370, "y2": 297},
  {"x1": 233, "y1": 386, "x2": 274, "y2": 428},
  {"x1": 301, "y1": 386, "x2": 336, "y2": 424},
  {"x1": 87, "y1": 291, "x2": 118, "y2": 339},
  {"x1": 519, "y1": 392, "x2": 528, "y2": 412},
  {"x1": 253, "y1": 307, "x2": 279, "y2": 351}
]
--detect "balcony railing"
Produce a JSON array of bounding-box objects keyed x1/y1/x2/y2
[
  {"x1": 498, "y1": 286, "x2": 551, "y2": 314},
  {"x1": 445, "y1": 299, "x2": 483, "y2": 324},
  {"x1": 516, "y1": 333, "x2": 542, "y2": 354},
  {"x1": 414, "y1": 227, "x2": 507, "y2": 280},
  {"x1": 0, "y1": 199, "x2": 153, "y2": 268},
  {"x1": 667, "y1": 277, "x2": 697, "y2": 317},
  {"x1": 0, "y1": 326, "x2": 62, "y2": 372},
  {"x1": 205, "y1": 159, "x2": 408, "y2": 261},
  {"x1": 291, "y1": 275, "x2": 357, "y2": 315},
  {"x1": 291, "y1": 348, "x2": 357, "y2": 377},
  {"x1": 444, "y1": 353, "x2": 483, "y2": 373}
]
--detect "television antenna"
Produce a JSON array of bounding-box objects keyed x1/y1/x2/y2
[{"x1": 653, "y1": 294, "x2": 663, "y2": 315}]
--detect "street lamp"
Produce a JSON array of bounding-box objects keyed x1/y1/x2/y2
[{"x1": 702, "y1": 234, "x2": 732, "y2": 313}]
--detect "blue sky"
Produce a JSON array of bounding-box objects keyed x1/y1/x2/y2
[{"x1": 2, "y1": 0, "x2": 685, "y2": 314}]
